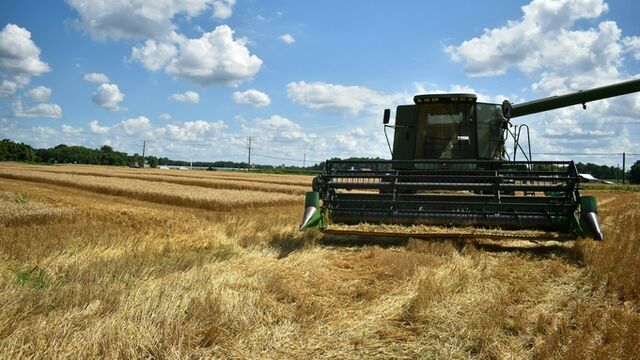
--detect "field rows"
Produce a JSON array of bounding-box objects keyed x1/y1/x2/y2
[
  {"x1": 0, "y1": 163, "x2": 313, "y2": 187},
  {"x1": 0, "y1": 168, "x2": 301, "y2": 211},
  {"x1": 0, "y1": 163, "x2": 638, "y2": 359},
  {"x1": 0, "y1": 166, "x2": 309, "y2": 195}
]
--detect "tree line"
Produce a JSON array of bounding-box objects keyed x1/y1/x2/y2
[
  {"x1": 0, "y1": 139, "x2": 316, "y2": 172},
  {"x1": 1, "y1": 139, "x2": 639, "y2": 183}
]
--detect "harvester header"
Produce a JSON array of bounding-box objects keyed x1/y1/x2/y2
[{"x1": 300, "y1": 78, "x2": 640, "y2": 241}]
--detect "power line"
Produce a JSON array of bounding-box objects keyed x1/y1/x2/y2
[
  {"x1": 532, "y1": 152, "x2": 622, "y2": 156},
  {"x1": 252, "y1": 153, "x2": 322, "y2": 163}
]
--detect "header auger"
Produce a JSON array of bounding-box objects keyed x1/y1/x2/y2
[{"x1": 300, "y1": 78, "x2": 640, "y2": 241}]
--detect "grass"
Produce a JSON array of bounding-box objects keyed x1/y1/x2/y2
[{"x1": 0, "y1": 163, "x2": 638, "y2": 359}]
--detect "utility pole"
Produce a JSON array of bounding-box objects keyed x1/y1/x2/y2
[
  {"x1": 247, "y1": 137, "x2": 255, "y2": 169},
  {"x1": 141, "y1": 140, "x2": 146, "y2": 168},
  {"x1": 622, "y1": 152, "x2": 626, "y2": 185},
  {"x1": 303, "y1": 153, "x2": 306, "y2": 168}
]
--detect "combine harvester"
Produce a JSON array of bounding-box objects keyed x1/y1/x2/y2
[{"x1": 300, "y1": 78, "x2": 640, "y2": 241}]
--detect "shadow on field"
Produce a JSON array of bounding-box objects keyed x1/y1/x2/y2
[
  {"x1": 473, "y1": 242, "x2": 582, "y2": 263},
  {"x1": 320, "y1": 234, "x2": 582, "y2": 263},
  {"x1": 269, "y1": 232, "x2": 321, "y2": 259}
]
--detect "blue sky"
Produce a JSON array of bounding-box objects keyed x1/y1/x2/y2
[{"x1": 1, "y1": 0, "x2": 639, "y2": 166}]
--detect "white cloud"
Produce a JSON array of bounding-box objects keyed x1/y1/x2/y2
[
  {"x1": 61, "y1": 124, "x2": 83, "y2": 136},
  {"x1": 166, "y1": 25, "x2": 262, "y2": 86},
  {"x1": 212, "y1": 0, "x2": 236, "y2": 20},
  {"x1": 131, "y1": 40, "x2": 177, "y2": 71},
  {"x1": 89, "y1": 120, "x2": 109, "y2": 134},
  {"x1": 12, "y1": 98, "x2": 62, "y2": 119},
  {"x1": 169, "y1": 90, "x2": 200, "y2": 103},
  {"x1": 116, "y1": 116, "x2": 152, "y2": 136},
  {"x1": 26, "y1": 86, "x2": 52, "y2": 102},
  {"x1": 67, "y1": 1, "x2": 258, "y2": 87},
  {"x1": 92, "y1": 83, "x2": 125, "y2": 111},
  {"x1": 232, "y1": 89, "x2": 271, "y2": 107},
  {"x1": 65, "y1": 0, "x2": 214, "y2": 41},
  {"x1": 623, "y1": 36, "x2": 640, "y2": 60},
  {"x1": 279, "y1": 34, "x2": 295, "y2": 44},
  {"x1": 0, "y1": 79, "x2": 17, "y2": 96},
  {"x1": 287, "y1": 81, "x2": 410, "y2": 117},
  {"x1": 158, "y1": 113, "x2": 172, "y2": 121},
  {"x1": 0, "y1": 24, "x2": 50, "y2": 78},
  {"x1": 165, "y1": 120, "x2": 227, "y2": 141},
  {"x1": 445, "y1": 0, "x2": 611, "y2": 78},
  {"x1": 244, "y1": 115, "x2": 314, "y2": 146},
  {"x1": 83, "y1": 72, "x2": 110, "y2": 83}
]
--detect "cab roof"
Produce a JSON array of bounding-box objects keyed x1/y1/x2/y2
[{"x1": 413, "y1": 93, "x2": 477, "y2": 104}]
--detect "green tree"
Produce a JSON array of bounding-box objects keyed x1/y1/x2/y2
[
  {"x1": 0, "y1": 139, "x2": 36, "y2": 162},
  {"x1": 630, "y1": 160, "x2": 640, "y2": 184}
]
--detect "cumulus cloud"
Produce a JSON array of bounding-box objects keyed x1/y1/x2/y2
[
  {"x1": 243, "y1": 115, "x2": 315, "y2": 147},
  {"x1": 165, "y1": 25, "x2": 262, "y2": 86},
  {"x1": 12, "y1": 98, "x2": 62, "y2": 119},
  {"x1": 0, "y1": 79, "x2": 17, "y2": 96},
  {"x1": 623, "y1": 36, "x2": 640, "y2": 60},
  {"x1": 26, "y1": 86, "x2": 52, "y2": 102},
  {"x1": 62, "y1": 124, "x2": 83, "y2": 136},
  {"x1": 67, "y1": 1, "x2": 259, "y2": 87},
  {"x1": 0, "y1": 24, "x2": 50, "y2": 77},
  {"x1": 158, "y1": 113, "x2": 172, "y2": 121},
  {"x1": 89, "y1": 120, "x2": 109, "y2": 134},
  {"x1": 445, "y1": 0, "x2": 611, "y2": 79},
  {"x1": 130, "y1": 40, "x2": 177, "y2": 71},
  {"x1": 279, "y1": 34, "x2": 295, "y2": 44},
  {"x1": 287, "y1": 81, "x2": 410, "y2": 117},
  {"x1": 165, "y1": 120, "x2": 226, "y2": 141},
  {"x1": 92, "y1": 83, "x2": 125, "y2": 111},
  {"x1": 169, "y1": 90, "x2": 200, "y2": 103},
  {"x1": 212, "y1": 0, "x2": 236, "y2": 20},
  {"x1": 66, "y1": 0, "x2": 214, "y2": 41},
  {"x1": 0, "y1": 24, "x2": 49, "y2": 95},
  {"x1": 232, "y1": 89, "x2": 271, "y2": 107},
  {"x1": 116, "y1": 116, "x2": 152, "y2": 136},
  {"x1": 83, "y1": 72, "x2": 110, "y2": 83}
]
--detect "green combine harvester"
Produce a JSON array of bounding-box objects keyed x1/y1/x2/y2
[{"x1": 300, "y1": 78, "x2": 640, "y2": 241}]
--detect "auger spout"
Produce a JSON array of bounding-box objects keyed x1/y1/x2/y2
[{"x1": 510, "y1": 78, "x2": 640, "y2": 118}]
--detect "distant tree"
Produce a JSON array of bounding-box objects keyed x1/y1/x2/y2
[
  {"x1": 630, "y1": 160, "x2": 640, "y2": 184},
  {"x1": 146, "y1": 156, "x2": 158, "y2": 168},
  {"x1": 0, "y1": 139, "x2": 36, "y2": 162},
  {"x1": 576, "y1": 162, "x2": 622, "y2": 180}
]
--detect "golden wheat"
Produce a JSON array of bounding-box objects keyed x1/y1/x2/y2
[
  {"x1": 0, "y1": 166, "x2": 308, "y2": 195},
  {"x1": 0, "y1": 162, "x2": 314, "y2": 187},
  {"x1": 0, "y1": 168, "x2": 300, "y2": 210},
  {"x1": 0, "y1": 162, "x2": 638, "y2": 359}
]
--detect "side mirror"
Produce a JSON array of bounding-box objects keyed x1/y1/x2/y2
[{"x1": 383, "y1": 109, "x2": 390, "y2": 124}]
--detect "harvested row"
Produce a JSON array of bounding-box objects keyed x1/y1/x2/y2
[
  {"x1": 0, "y1": 169, "x2": 301, "y2": 211},
  {"x1": 0, "y1": 190, "x2": 71, "y2": 225},
  {"x1": 0, "y1": 163, "x2": 314, "y2": 187},
  {"x1": 0, "y1": 167, "x2": 308, "y2": 195}
]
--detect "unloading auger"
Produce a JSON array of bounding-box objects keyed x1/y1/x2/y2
[{"x1": 300, "y1": 78, "x2": 640, "y2": 241}]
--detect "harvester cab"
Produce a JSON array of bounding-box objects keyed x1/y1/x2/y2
[{"x1": 300, "y1": 78, "x2": 640, "y2": 241}]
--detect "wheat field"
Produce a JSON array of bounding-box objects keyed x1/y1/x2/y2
[{"x1": 0, "y1": 163, "x2": 638, "y2": 359}]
